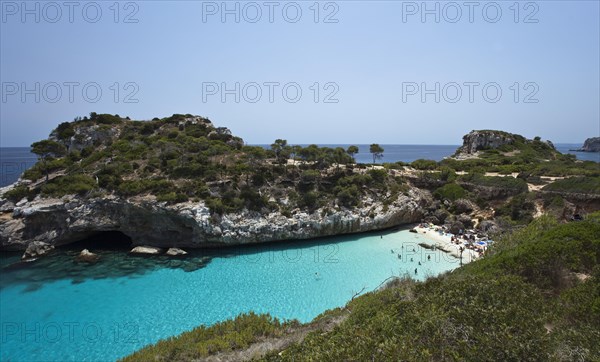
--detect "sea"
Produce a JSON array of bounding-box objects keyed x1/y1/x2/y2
[{"x1": 0, "y1": 144, "x2": 597, "y2": 361}]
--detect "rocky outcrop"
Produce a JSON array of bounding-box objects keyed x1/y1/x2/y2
[
  {"x1": 130, "y1": 246, "x2": 164, "y2": 255},
  {"x1": 51, "y1": 124, "x2": 120, "y2": 152},
  {"x1": 0, "y1": 189, "x2": 430, "y2": 251},
  {"x1": 76, "y1": 249, "x2": 100, "y2": 263},
  {"x1": 454, "y1": 130, "x2": 555, "y2": 158},
  {"x1": 572, "y1": 137, "x2": 600, "y2": 152},
  {"x1": 456, "y1": 130, "x2": 516, "y2": 155},
  {"x1": 166, "y1": 247, "x2": 188, "y2": 256},
  {"x1": 21, "y1": 241, "x2": 54, "y2": 260}
]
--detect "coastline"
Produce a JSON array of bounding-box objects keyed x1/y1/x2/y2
[{"x1": 413, "y1": 225, "x2": 483, "y2": 264}]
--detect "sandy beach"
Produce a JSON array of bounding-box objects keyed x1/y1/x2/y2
[{"x1": 413, "y1": 225, "x2": 482, "y2": 264}]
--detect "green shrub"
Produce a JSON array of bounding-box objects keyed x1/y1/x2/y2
[
  {"x1": 41, "y1": 174, "x2": 97, "y2": 197},
  {"x1": 462, "y1": 174, "x2": 528, "y2": 194},
  {"x1": 411, "y1": 159, "x2": 438, "y2": 170},
  {"x1": 121, "y1": 313, "x2": 297, "y2": 362},
  {"x1": 367, "y1": 169, "x2": 387, "y2": 184},
  {"x1": 335, "y1": 185, "x2": 360, "y2": 207},
  {"x1": 433, "y1": 183, "x2": 466, "y2": 201},
  {"x1": 156, "y1": 192, "x2": 188, "y2": 204},
  {"x1": 2, "y1": 185, "x2": 34, "y2": 202},
  {"x1": 543, "y1": 176, "x2": 600, "y2": 194}
]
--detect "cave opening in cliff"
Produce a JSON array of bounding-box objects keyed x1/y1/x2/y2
[{"x1": 62, "y1": 231, "x2": 133, "y2": 251}]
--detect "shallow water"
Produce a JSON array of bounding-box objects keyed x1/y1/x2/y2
[{"x1": 0, "y1": 229, "x2": 461, "y2": 361}]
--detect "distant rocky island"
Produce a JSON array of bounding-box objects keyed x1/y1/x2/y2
[
  {"x1": 570, "y1": 137, "x2": 600, "y2": 152},
  {"x1": 1, "y1": 115, "x2": 599, "y2": 261}
]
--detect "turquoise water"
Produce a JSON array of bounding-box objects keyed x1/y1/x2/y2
[{"x1": 0, "y1": 229, "x2": 460, "y2": 361}]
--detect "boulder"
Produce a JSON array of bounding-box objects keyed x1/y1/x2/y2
[
  {"x1": 457, "y1": 214, "x2": 474, "y2": 228},
  {"x1": 76, "y1": 249, "x2": 100, "y2": 263},
  {"x1": 449, "y1": 221, "x2": 465, "y2": 235},
  {"x1": 130, "y1": 246, "x2": 163, "y2": 255},
  {"x1": 166, "y1": 247, "x2": 188, "y2": 256},
  {"x1": 453, "y1": 199, "x2": 476, "y2": 214},
  {"x1": 21, "y1": 241, "x2": 54, "y2": 261},
  {"x1": 478, "y1": 220, "x2": 499, "y2": 234},
  {"x1": 434, "y1": 209, "x2": 450, "y2": 224}
]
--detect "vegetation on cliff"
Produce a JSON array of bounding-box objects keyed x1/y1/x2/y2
[
  {"x1": 2, "y1": 114, "x2": 409, "y2": 216},
  {"x1": 3, "y1": 119, "x2": 598, "y2": 232},
  {"x1": 123, "y1": 213, "x2": 600, "y2": 361}
]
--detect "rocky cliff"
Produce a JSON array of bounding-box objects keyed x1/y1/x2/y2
[
  {"x1": 1, "y1": 114, "x2": 441, "y2": 252},
  {"x1": 574, "y1": 137, "x2": 600, "y2": 152},
  {"x1": 456, "y1": 130, "x2": 517, "y2": 155},
  {"x1": 454, "y1": 130, "x2": 555, "y2": 158},
  {"x1": 0, "y1": 188, "x2": 429, "y2": 251}
]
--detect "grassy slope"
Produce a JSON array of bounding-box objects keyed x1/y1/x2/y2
[{"x1": 123, "y1": 213, "x2": 600, "y2": 361}]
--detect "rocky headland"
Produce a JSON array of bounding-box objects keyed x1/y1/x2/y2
[
  {"x1": 571, "y1": 137, "x2": 600, "y2": 152},
  {"x1": 1, "y1": 115, "x2": 598, "y2": 260}
]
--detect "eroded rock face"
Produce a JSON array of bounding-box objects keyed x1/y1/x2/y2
[
  {"x1": 457, "y1": 130, "x2": 516, "y2": 155},
  {"x1": 0, "y1": 189, "x2": 430, "y2": 251},
  {"x1": 577, "y1": 137, "x2": 600, "y2": 152},
  {"x1": 51, "y1": 124, "x2": 120, "y2": 152}
]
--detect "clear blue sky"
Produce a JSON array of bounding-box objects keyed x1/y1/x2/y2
[{"x1": 1, "y1": 0, "x2": 599, "y2": 146}]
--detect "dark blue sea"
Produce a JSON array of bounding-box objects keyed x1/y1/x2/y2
[{"x1": 1, "y1": 144, "x2": 597, "y2": 188}]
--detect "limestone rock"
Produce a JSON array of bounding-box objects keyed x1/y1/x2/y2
[
  {"x1": 130, "y1": 246, "x2": 163, "y2": 255},
  {"x1": 76, "y1": 249, "x2": 100, "y2": 263},
  {"x1": 166, "y1": 247, "x2": 188, "y2": 256},
  {"x1": 453, "y1": 199, "x2": 476, "y2": 214},
  {"x1": 449, "y1": 221, "x2": 465, "y2": 235},
  {"x1": 478, "y1": 220, "x2": 499, "y2": 234},
  {"x1": 21, "y1": 241, "x2": 54, "y2": 261},
  {"x1": 1, "y1": 187, "x2": 429, "y2": 254},
  {"x1": 573, "y1": 137, "x2": 600, "y2": 152},
  {"x1": 50, "y1": 123, "x2": 120, "y2": 152},
  {"x1": 457, "y1": 130, "x2": 516, "y2": 155}
]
